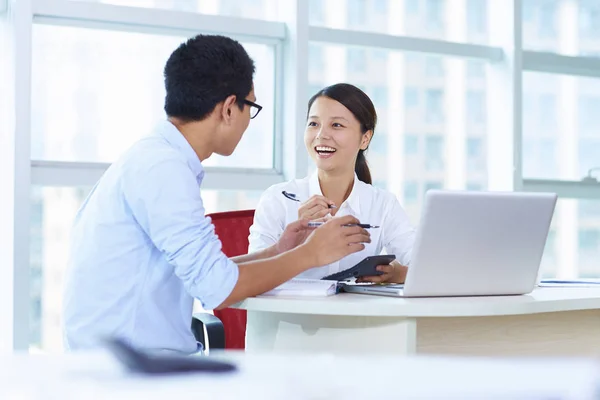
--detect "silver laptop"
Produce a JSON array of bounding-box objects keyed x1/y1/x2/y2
[{"x1": 343, "y1": 190, "x2": 557, "y2": 298}]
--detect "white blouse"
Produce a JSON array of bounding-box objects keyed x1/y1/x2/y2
[{"x1": 248, "y1": 172, "x2": 416, "y2": 279}]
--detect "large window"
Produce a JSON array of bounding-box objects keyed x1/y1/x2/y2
[
  {"x1": 4, "y1": 0, "x2": 600, "y2": 354},
  {"x1": 32, "y1": 25, "x2": 276, "y2": 168},
  {"x1": 522, "y1": 72, "x2": 600, "y2": 181}
]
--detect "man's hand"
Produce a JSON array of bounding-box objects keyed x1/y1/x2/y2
[
  {"x1": 219, "y1": 216, "x2": 370, "y2": 309},
  {"x1": 300, "y1": 215, "x2": 371, "y2": 267},
  {"x1": 357, "y1": 261, "x2": 408, "y2": 284},
  {"x1": 274, "y1": 219, "x2": 315, "y2": 255}
]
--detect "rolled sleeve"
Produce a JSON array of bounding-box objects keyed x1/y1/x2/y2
[{"x1": 123, "y1": 157, "x2": 238, "y2": 310}]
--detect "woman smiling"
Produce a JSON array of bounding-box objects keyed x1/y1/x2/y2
[{"x1": 248, "y1": 83, "x2": 415, "y2": 283}]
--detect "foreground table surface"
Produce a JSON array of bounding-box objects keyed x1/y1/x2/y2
[
  {"x1": 236, "y1": 287, "x2": 600, "y2": 356},
  {"x1": 1, "y1": 351, "x2": 599, "y2": 399}
]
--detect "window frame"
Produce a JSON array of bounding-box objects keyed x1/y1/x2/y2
[{"x1": 30, "y1": 0, "x2": 289, "y2": 186}]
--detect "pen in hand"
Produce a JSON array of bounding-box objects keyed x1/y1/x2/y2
[
  {"x1": 307, "y1": 221, "x2": 379, "y2": 229},
  {"x1": 282, "y1": 191, "x2": 337, "y2": 209}
]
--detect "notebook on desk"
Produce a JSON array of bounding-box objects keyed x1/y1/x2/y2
[{"x1": 258, "y1": 279, "x2": 339, "y2": 297}]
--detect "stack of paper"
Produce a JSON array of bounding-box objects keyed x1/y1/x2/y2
[{"x1": 259, "y1": 279, "x2": 338, "y2": 297}]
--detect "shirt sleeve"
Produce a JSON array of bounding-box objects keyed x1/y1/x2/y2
[
  {"x1": 382, "y1": 195, "x2": 416, "y2": 266},
  {"x1": 248, "y1": 187, "x2": 286, "y2": 254},
  {"x1": 122, "y1": 157, "x2": 238, "y2": 310}
]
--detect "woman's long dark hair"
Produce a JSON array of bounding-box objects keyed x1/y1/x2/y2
[{"x1": 307, "y1": 83, "x2": 376, "y2": 185}]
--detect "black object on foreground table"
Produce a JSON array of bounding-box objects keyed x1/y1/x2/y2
[{"x1": 104, "y1": 337, "x2": 237, "y2": 375}]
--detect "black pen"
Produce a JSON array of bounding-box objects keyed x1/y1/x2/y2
[
  {"x1": 307, "y1": 221, "x2": 379, "y2": 229},
  {"x1": 282, "y1": 191, "x2": 336, "y2": 208}
]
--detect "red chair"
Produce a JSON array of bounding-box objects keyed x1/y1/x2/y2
[{"x1": 191, "y1": 210, "x2": 254, "y2": 350}]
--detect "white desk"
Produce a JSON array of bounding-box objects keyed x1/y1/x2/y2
[
  {"x1": 1, "y1": 351, "x2": 599, "y2": 399},
  {"x1": 235, "y1": 287, "x2": 600, "y2": 357}
]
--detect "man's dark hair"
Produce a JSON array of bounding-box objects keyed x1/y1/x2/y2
[{"x1": 163, "y1": 34, "x2": 255, "y2": 122}]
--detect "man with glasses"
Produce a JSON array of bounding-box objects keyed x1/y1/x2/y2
[
  {"x1": 244, "y1": 98, "x2": 262, "y2": 119},
  {"x1": 62, "y1": 34, "x2": 370, "y2": 354}
]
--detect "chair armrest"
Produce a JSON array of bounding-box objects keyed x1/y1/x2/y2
[{"x1": 191, "y1": 312, "x2": 225, "y2": 350}]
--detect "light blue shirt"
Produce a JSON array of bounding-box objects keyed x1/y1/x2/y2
[{"x1": 62, "y1": 121, "x2": 239, "y2": 354}]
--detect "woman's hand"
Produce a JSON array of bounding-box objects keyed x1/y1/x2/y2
[
  {"x1": 298, "y1": 195, "x2": 336, "y2": 220},
  {"x1": 357, "y1": 261, "x2": 408, "y2": 284}
]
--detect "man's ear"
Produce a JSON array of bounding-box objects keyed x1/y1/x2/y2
[
  {"x1": 221, "y1": 95, "x2": 238, "y2": 123},
  {"x1": 360, "y1": 130, "x2": 373, "y2": 150}
]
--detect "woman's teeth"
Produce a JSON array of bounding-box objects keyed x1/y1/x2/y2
[{"x1": 315, "y1": 146, "x2": 336, "y2": 154}]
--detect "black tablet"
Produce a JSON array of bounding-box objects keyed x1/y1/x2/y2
[{"x1": 321, "y1": 255, "x2": 396, "y2": 281}]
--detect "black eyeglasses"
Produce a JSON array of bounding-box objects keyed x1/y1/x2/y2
[{"x1": 243, "y1": 99, "x2": 262, "y2": 119}]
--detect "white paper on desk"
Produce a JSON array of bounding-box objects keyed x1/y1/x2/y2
[
  {"x1": 538, "y1": 279, "x2": 600, "y2": 288},
  {"x1": 259, "y1": 279, "x2": 337, "y2": 297},
  {"x1": 538, "y1": 283, "x2": 600, "y2": 288}
]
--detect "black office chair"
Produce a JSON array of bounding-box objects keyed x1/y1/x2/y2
[{"x1": 191, "y1": 312, "x2": 226, "y2": 350}]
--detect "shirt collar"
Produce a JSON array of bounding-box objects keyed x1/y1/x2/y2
[
  {"x1": 155, "y1": 120, "x2": 204, "y2": 180},
  {"x1": 308, "y1": 170, "x2": 361, "y2": 214}
]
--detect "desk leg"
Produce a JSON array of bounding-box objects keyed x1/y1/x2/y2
[{"x1": 245, "y1": 311, "x2": 417, "y2": 355}]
